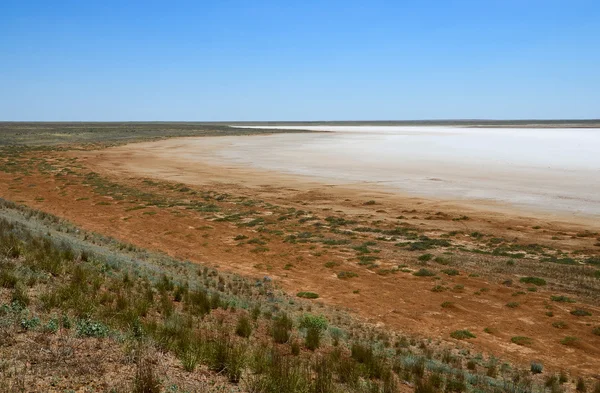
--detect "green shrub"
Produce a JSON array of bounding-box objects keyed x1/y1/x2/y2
[
  {"x1": 571, "y1": 309, "x2": 592, "y2": 317},
  {"x1": 530, "y1": 361, "x2": 543, "y2": 374},
  {"x1": 441, "y1": 268, "x2": 459, "y2": 276},
  {"x1": 299, "y1": 314, "x2": 328, "y2": 331},
  {"x1": 413, "y1": 268, "x2": 436, "y2": 277},
  {"x1": 552, "y1": 321, "x2": 568, "y2": 329},
  {"x1": 560, "y1": 336, "x2": 579, "y2": 346},
  {"x1": 337, "y1": 271, "x2": 358, "y2": 279},
  {"x1": 576, "y1": 377, "x2": 587, "y2": 392},
  {"x1": 551, "y1": 295, "x2": 575, "y2": 303},
  {"x1": 235, "y1": 315, "x2": 252, "y2": 338},
  {"x1": 297, "y1": 291, "x2": 319, "y2": 299},
  {"x1": 450, "y1": 330, "x2": 476, "y2": 340},
  {"x1": 505, "y1": 302, "x2": 519, "y2": 308},
  {"x1": 20, "y1": 316, "x2": 40, "y2": 331},
  {"x1": 0, "y1": 269, "x2": 18, "y2": 288},
  {"x1": 133, "y1": 355, "x2": 161, "y2": 393},
  {"x1": 76, "y1": 318, "x2": 110, "y2": 338},
  {"x1": 418, "y1": 253, "x2": 433, "y2": 262},
  {"x1": 272, "y1": 313, "x2": 293, "y2": 343},
  {"x1": 511, "y1": 336, "x2": 533, "y2": 346},
  {"x1": 519, "y1": 276, "x2": 546, "y2": 286},
  {"x1": 290, "y1": 340, "x2": 300, "y2": 356},
  {"x1": 305, "y1": 326, "x2": 321, "y2": 351},
  {"x1": 593, "y1": 327, "x2": 600, "y2": 336}
]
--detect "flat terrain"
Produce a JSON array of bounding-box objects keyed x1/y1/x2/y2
[{"x1": 1, "y1": 122, "x2": 599, "y2": 392}]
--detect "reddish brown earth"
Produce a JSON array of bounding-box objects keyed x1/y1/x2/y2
[{"x1": 1, "y1": 140, "x2": 599, "y2": 378}]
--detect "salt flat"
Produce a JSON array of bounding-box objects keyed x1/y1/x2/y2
[{"x1": 226, "y1": 126, "x2": 600, "y2": 216}]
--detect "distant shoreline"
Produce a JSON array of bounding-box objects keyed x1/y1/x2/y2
[{"x1": 1, "y1": 119, "x2": 600, "y2": 128}]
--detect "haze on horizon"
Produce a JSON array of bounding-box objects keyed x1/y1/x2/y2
[{"x1": 1, "y1": 0, "x2": 599, "y2": 121}]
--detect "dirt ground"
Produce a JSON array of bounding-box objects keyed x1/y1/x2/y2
[{"x1": 1, "y1": 137, "x2": 599, "y2": 378}]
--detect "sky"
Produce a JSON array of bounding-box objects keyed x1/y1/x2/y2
[{"x1": 1, "y1": 0, "x2": 599, "y2": 121}]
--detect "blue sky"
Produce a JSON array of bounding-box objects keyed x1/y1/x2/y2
[{"x1": 1, "y1": 1, "x2": 599, "y2": 121}]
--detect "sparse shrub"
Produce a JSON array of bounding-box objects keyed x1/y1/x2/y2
[
  {"x1": 297, "y1": 291, "x2": 319, "y2": 299},
  {"x1": 291, "y1": 340, "x2": 300, "y2": 356},
  {"x1": 337, "y1": 271, "x2": 358, "y2": 279},
  {"x1": 236, "y1": 315, "x2": 252, "y2": 338},
  {"x1": 272, "y1": 313, "x2": 293, "y2": 343},
  {"x1": 450, "y1": 330, "x2": 475, "y2": 340},
  {"x1": 520, "y1": 276, "x2": 546, "y2": 286},
  {"x1": 512, "y1": 336, "x2": 533, "y2": 346},
  {"x1": 531, "y1": 361, "x2": 543, "y2": 374},
  {"x1": 552, "y1": 321, "x2": 568, "y2": 329},
  {"x1": 593, "y1": 326, "x2": 600, "y2": 336},
  {"x1": 576, "y1": 377, "x2": 587, "y2": 392},
  {"x1": 418, "y1": 253, "x2": 433, "y2": 262},
  {"x1": 571, "y1": 309, "x2": 592, "y2": 317},
  {"x1": 560, "y1": 336, "x2": 579, "y2": 346},
  {"x1": 551, "y1": 295, "x2": 576, "y2": 303},
  {"x1": 76, "y1": 318, "x2": 110, "y2": 338},
  {"x1": 11, "y1": 284, "x2": 29, "y2": 307},
  {"x1": 299, "y1": 314, "x2": 328, "y2": 331},
  {"x1": 20, "y1": 316, "x2": 40, "y2": 331},
  {"x1": 43, "y1": 317, "x2": 59, "y2": 333},
  {"x1": 413, "y1": 268, "x2": 436, "y2": 277},
  {"x1": 305, "y1": 326, "x2": 321, "y2": 350},
  {"x1": 133, "y1": 354, "x2": 161, "y2": 393},
  {"x1": 0, "y1": 269, "x2": 18, "y2": 288},
  {"x1": 505, "y1": 302, "x2": 519, "y2": 308},
  {"x1": 441, "y1": 301, "x2": 454, "y2": 308},
  {"x1": 442, "y1": 268, "x2": 459, "y2": 276}
]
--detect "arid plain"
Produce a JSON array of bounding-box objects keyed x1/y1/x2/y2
[{"x1": 1, "y1": 122, "x2": 599, "y2": 392}]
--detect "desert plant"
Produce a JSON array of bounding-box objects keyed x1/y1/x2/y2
[
  {"x1": 305, "y1": 326, "x2": 321, "y2": 351},
  {"x1": 296, "y1": 291, "x2": 319, "y2": 299},
  {"x1": 512, "y1": 336, "x2": 533, "y2": 346},
  {"x1": 571, "y1": 309, "x2": 592, "y2": 316},
  {"x1": 520, "y1": 276, "x2": 546, "y2": 286},
  {"x1": 531, "y1": 361, "x2": 543, "y2": 374},
  {"x1": 551, "y1": 295, "x2": 576, "y2": 303},
  {"x1": 413, "y1": 268, "x2": 436, "y2": 277},
  {"x1": 236, "y1": 315, "x2": 253, "y2": 338},
  {"x1": 450, "y1": 330, "x2": 476, "y2": 340}
]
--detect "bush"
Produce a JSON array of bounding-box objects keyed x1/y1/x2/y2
[
  {"x1": 76, "y1": 318, "x2": 110, "y2": 338},
  {"x1": 299, "y1": 314, "x2": 328, "y2": 331},
  {"x1": 560, "y1": 336, "x2": 579, "y2": 346},
  {"x1": 235, "y1": 315, "x2": 252, "y2": 338},
  {"x1": 511, "y1": 336, "x2": 533, "y2": 346},
  {"x1": 337, "y1": 271, "x2": 358, "y2": 279},
  {"x1": 418, "y1": 253, "x2": 433, "y2": 262},
  {"x1": 505, "y1": 302, "x2": 519, "y2": 308},
  {"x1": 272, "y1": 313, "x2": 293, "y2": 343},
  {"x1": 450, "y1": 330, "x2": 476, "y2": 340},
  {"x1": 133, "y1": 355, "x2": 161, "y2": 393},
  {"x1": 413, "y1": 268, "x2": 436, "y2": 277},
  {"x1": 576, "y1": 377, "x2": 587, "y2": 392},
  {"x1": 519, "y1": 276, "x2": 546, "y2": 286},
  {"x1": 593, "y1": 327, "x2": 600, "y2": 336},
  {"x1": 571, "y1": 309, "x2": 592, "y2": 317},
  {"x1": 305, "y1": 326, "x2": 321, "y2": 351},
  {"x1": 530, "y1": 361, "x2": 543, "y2": 374},
  {"x1": 297, "y1": 291, "x2": 319, "y2": 299},
  {"x1": 290, "y1": 340, "x2": 300, "y2": 356},
  {"x1": 552, "y1": 321, "x2": 568, "y2": 329},
  {"x1": 442, "y1": 269, "x2": 459, "y2": 276},
  {"x1": 551, "y1": 295, "x2": 576, "y2": 303}
]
